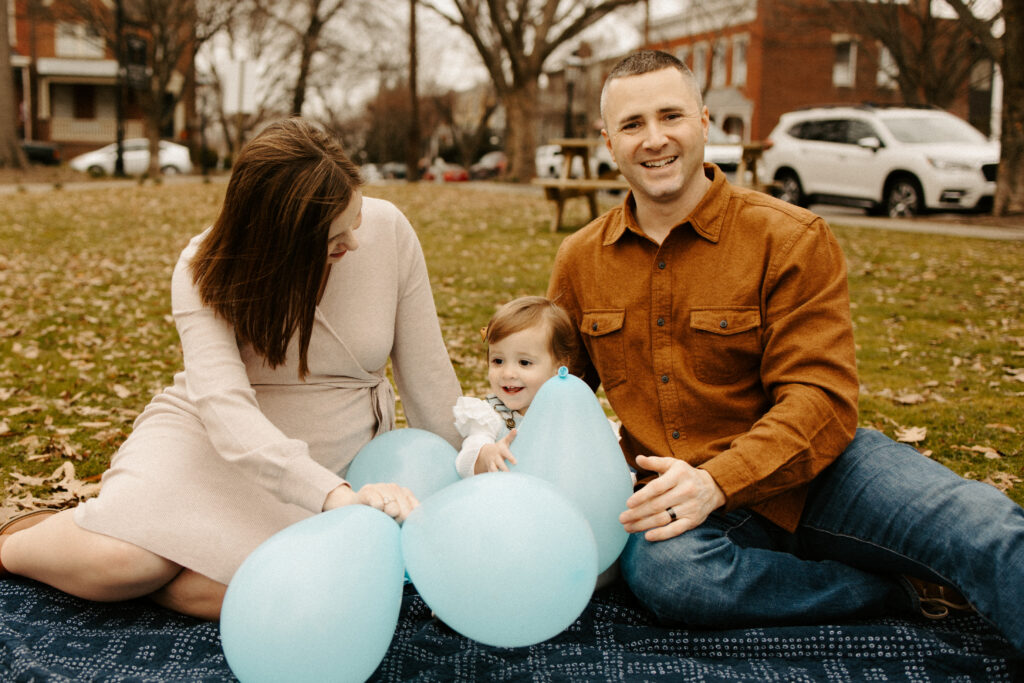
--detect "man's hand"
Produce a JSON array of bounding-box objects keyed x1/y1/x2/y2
[
  {"x1": 619, "y1": 454, "x2": 726, "y2": 541},
  {"x1": 474, "y1": 429, "x2": 518, "y2": 474}
]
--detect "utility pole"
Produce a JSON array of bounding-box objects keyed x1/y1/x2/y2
[
  {"x1": 407, "y1": 0, "x2": 420, "y2": 181},
  {"x1": 114, "y1": 0, "x2": 125, "y2": 176}
]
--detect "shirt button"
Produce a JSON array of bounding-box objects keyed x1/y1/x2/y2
[
  {"x1": 656, "y1": 318, "x2": 665, "y2": 326},
  {"x1": 719, "y1": 319, "x2": 728, "y2": 329},
  {"x1": 657, "y1": 261, "x2": 666, "y2": 270},
  {"x1": 672, "y1": 430, "x2": 680, "y2": 439},
  {"x1": 592, "y1": 323, "x2": 598, "y2": 331},
  {"x1": 661, "y1": 375, "x2": 669, "y2": 383}
]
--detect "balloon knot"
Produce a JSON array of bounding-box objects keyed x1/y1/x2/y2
[{"x1": 558, "y1": 366, "x2": 568, "y2": 378}]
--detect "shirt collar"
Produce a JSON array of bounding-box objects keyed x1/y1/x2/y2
[{"x1": 602, "y1": 164, "x2": 731, "y2": 246}]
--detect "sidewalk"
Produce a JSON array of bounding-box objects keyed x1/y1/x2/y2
[{"x1": 815, "y1": 206, "x2": 1024, "y2": 242}]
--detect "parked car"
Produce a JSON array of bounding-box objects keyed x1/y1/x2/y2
[
  {"x1": 761, "y1": 105, "x2": 999, "y2": 217},
  {"x1": 704, "y1": 120, "x2": 743, "y2": 171},
  {"x1": 380, "y1": 161, "x2": 407, "y2": 179},
  {"x1": 359, "y1": 163, "x2": 383, "y2": 182},
  {"x1": 469, "y1": 151, "x2": 507, "y2": 180},
  {"x1": 535, "y1": 144, "x2": 563, "y2": 178},
  {"x1": 423, "y1": 161, "x2": 469, "y2": 182},
  {"x1": 20, "y1": 140, "x2": 61, "y2": 165},
  {"x1": 69, "y1": 139, "x2": 193, "y2": 177}
]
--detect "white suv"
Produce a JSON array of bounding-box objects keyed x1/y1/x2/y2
[{"x1": 761, "y1": 105, "x2": 999, "y2": 217}]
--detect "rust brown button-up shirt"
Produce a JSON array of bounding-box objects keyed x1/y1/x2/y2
[{"x1": 547, "y1": 165, "x2": 859, "y2": 532}]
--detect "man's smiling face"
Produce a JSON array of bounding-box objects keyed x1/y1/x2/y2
[{"x1": 601, "y1": 67, "x2": 709, "y2": 210}]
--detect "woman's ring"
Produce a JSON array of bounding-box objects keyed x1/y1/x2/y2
[{"x1": 666, "y1": 506, "x2": 678, "y2": 522}]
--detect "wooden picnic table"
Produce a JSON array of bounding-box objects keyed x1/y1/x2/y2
[{"x1": 532, "y1": 138, "x2": 627, "y2": 232}]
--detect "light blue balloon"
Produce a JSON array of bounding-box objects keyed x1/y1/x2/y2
[
  {"x1": 402, "y1": 472, "x2": 597, "y2": 648},
  {"x1": 220, "y1": 506, "x2": 403, "y2": 683},
  {"x1": 345, "y1": 428, "x2": 459, "y2": 501},
  {"x1": 509, "y1": 368, "x2": 633, "y2": 572}
]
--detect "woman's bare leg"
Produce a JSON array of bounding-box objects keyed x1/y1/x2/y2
[
  {"x1": 2, "y1": 509, "x2": 182, "y2": 602},
  {"x1": 150, "y1": 569, "x2": 227, "y2": 620}
]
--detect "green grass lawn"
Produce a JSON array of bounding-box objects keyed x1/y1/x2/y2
[{"x1": 1, "y1": 182, "x2": 1021, "y2": 508}]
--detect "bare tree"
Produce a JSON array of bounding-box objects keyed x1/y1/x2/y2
[
  {"x1": 58, "y1": 0, "x2": 236, "y2": 177},
  {"x1": 942, "y1": 0, "x2": 1021, "y2": 214},
  {"x1": 249, "y1": 0, "x2": 388, "y2": 116},
  {"x1": 426, "y1": 88, "x2": 499, "y2": 169},
  {"x1": 197, "y1": 3, "x2": 285, "y2": 164},
  {"x1": 422, "y1": 0, "x2": 642, "y2": 181},
  {"x1": 1, "y1": 0, "x2": 28, "y2": 169}
]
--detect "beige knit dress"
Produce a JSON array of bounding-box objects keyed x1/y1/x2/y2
[{"x1": 73, "y1": 197, "x2": 462, "y2": 585}]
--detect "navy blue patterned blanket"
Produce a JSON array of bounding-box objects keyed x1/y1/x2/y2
[{"x1": 1, "y1": 577, "x2": 1020, "y2": 682}]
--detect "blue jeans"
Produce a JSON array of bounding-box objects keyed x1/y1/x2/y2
[{"x1": 620, "y1": 428, "x2": 1024, "y2": 652}]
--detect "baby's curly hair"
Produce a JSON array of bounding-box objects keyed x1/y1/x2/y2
[{"x1": 484, "y1": 296, "x2": 578, "y2": 370}]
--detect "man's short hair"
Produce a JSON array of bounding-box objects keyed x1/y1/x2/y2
[{"x1": 600, "y1": 50, "x2": 702, "y2": 122}]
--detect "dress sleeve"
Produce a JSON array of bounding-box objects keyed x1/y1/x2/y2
[
  {"x1": 387, "y1": 207, "x2": 464, "y2": 447},
  {"x1": 452, "y1": 396, "x2": 506, "y2": 478},
  {"x1": 171, "y1": 234, "x2": 344, "y2": 512}
]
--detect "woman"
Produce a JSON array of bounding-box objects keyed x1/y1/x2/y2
[{"x1": 0, "y1": 118, "x2": 462, "y2": 619}]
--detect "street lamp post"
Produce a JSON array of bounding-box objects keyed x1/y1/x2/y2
[
  {"x1": 114, "y1": 0, "x2": 125, "y2": 177},
  {"x1": 563, "y1": 61, "x2": 578, "y2": 138}
]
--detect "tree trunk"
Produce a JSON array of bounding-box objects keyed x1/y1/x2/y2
[
  {"x1": 994, "y1": 0, "x2": 1024, "y2": 215},
  {"x1": 146, "y1": 103, "x2": 162, "y2": 179},
  {"x1": 0, "y1": 0, "x2": 28, "y2": 169},
  {"x1": 501, "y1": 82, "x2": 539, "y2": 182}
]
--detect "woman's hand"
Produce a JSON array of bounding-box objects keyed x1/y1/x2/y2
[
  {"x1": 619, "y1": 454, "x2": 726, "y2": 542},
  {"x1": 473, "y1": 429, "x2": 518, "y2": 474},
  {"x1": 322, "y1": 482, "x2": 419, "y2": 523}
]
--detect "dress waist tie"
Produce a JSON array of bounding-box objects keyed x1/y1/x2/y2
[{"x1": 322, "y1": 372, "x2": 396, "y2": 437}]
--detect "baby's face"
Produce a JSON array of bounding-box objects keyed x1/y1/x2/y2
[{"x1": 487, "y1": 325, "x2": 561, "y2": 414}]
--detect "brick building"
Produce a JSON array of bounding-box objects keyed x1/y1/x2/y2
[
  {"x1": 642, "y1": 0, "x2": 996, "y2": 142},
  {"x1": 9, "y1": 0, "x2": 193, "y2": 159},
  {"x1": 533, "y1": 0, "x2": 997, "y2": 149}
]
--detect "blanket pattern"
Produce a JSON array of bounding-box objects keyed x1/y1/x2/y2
[{"x1": 1, "y1": 577, "x2": 1020, "y2": 681}]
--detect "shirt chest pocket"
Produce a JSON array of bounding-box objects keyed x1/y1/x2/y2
[
  {"x1": 581, "y1": 310, "x2": 627, "y2": 390},
  {"x1": 688, "y1": 307, "x2": 763, "y2": 385}
]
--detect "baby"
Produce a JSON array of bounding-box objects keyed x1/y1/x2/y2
[{"x1": 453, "y1": 296, "x2": 577, "y2": 477}]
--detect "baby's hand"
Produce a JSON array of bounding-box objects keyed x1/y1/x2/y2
[{"x1": 474, "y1": 429, "x2": 518, "y2": 474}]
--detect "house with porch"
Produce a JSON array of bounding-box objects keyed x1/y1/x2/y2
[{"x1": 9, "y1": 0, "x2": 192, "y2": 160}]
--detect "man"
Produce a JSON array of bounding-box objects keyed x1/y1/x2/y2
[{"x1": 547, "y1": 50, "x2": 1023, "y2": 651}]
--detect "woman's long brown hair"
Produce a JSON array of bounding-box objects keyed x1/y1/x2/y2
[{"x1": 190, "y1": 118, "x2": 363, "y2": 379}]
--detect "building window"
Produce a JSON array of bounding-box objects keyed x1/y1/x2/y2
[
  {"x1": 876, "y1": 44, "x2": 898, "y2": 89},
  {"x1": 56, "y1": 22, "x2": 105, "y2": 59},
  {"x1": 711, "y1": 39, "x2": 728, "y2": 88},
  {"x1": 832, "y1": 36, "x2": 857, "y2": 88},
  {"x1": 675, "y1": 44, "x2": 691, "y2": 70},
  {"x1": 693, "y1": 42, "x2": 709, "y2": 91},
  {"x1": 732, "y1": 34, "x2": 749, "y2": 87}
]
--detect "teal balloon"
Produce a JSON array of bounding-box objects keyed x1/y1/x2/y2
[
  {"x1": 510, "y1": 367, "x2": 632, "y2": 572},
  {"x1": 220, "y1": 506, "x2": 403, "y2": 683},
  {"x1": 346, "y1": 428, "x2": 459, "y2": 501},
  {"x1": 401, "y1": 473, "x2": 597, "y2": 648}
]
